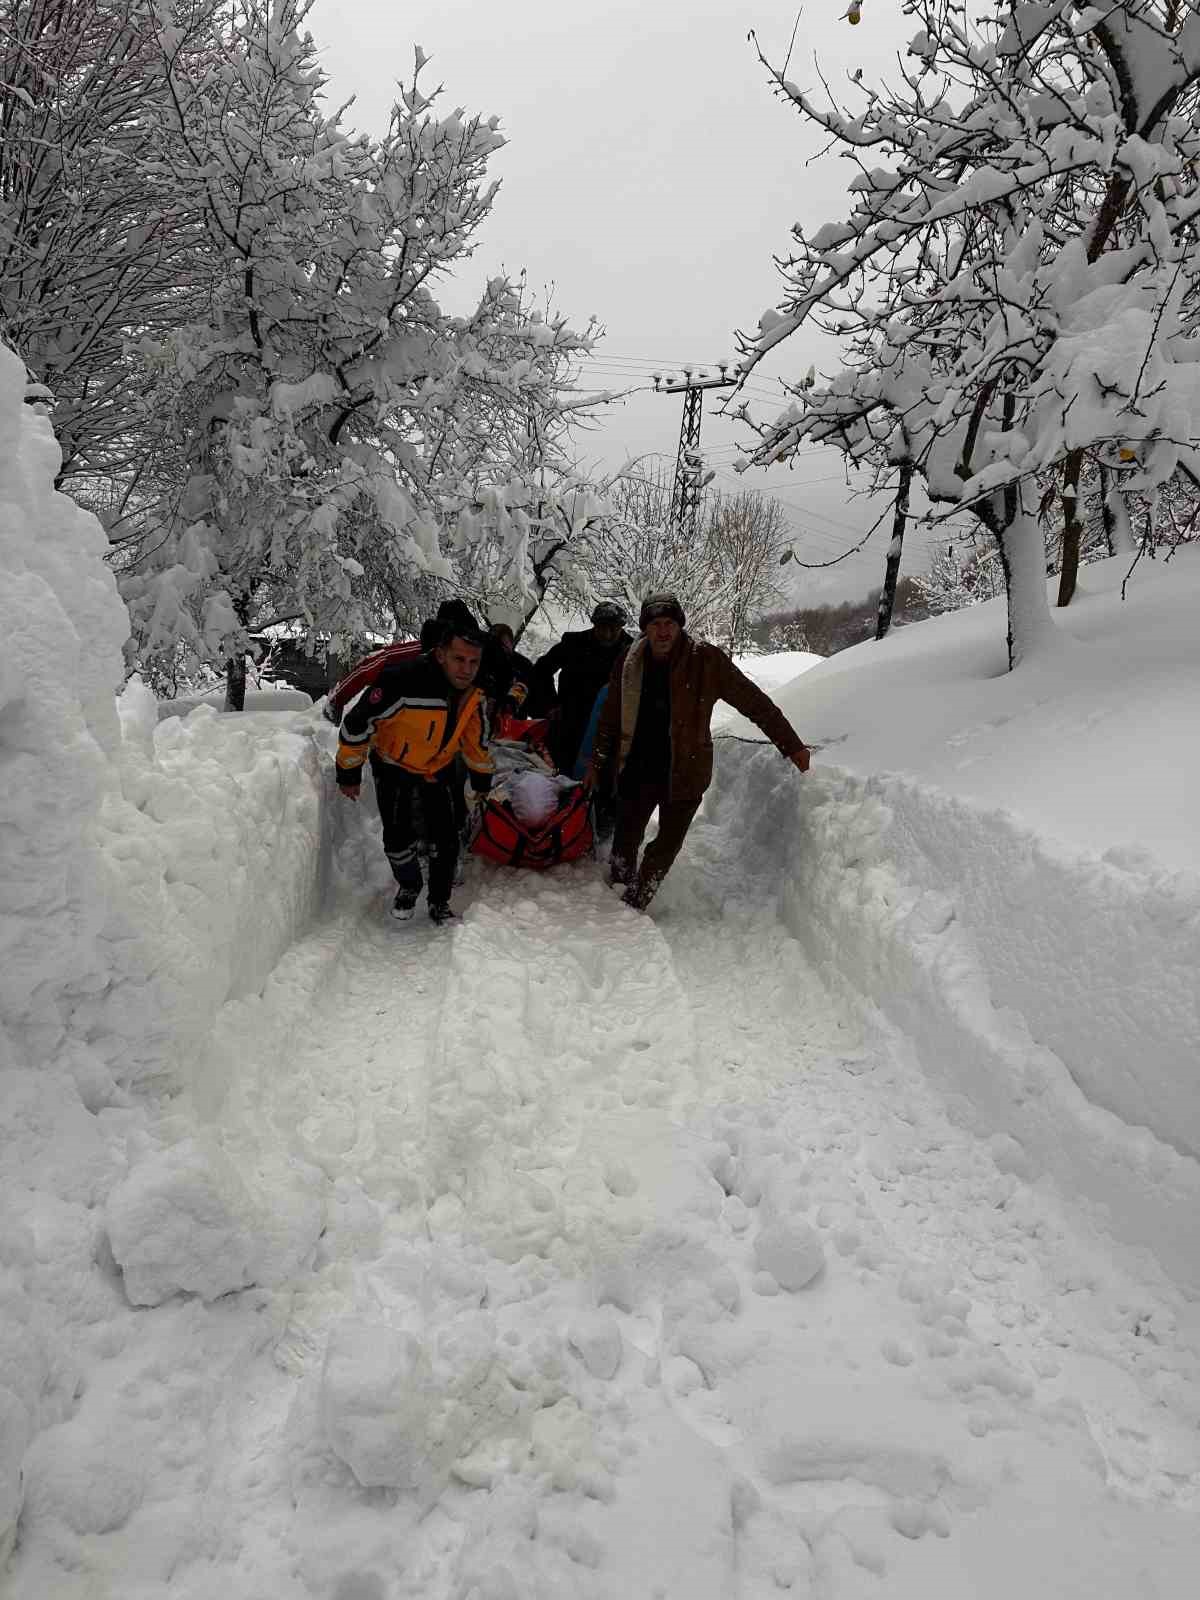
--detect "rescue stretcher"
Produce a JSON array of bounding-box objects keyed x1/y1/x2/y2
[{"x1": 468, "y1": 716, "x2": 594, "y2": 870}]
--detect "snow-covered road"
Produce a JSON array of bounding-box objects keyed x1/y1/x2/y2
[{"x1": 10, "y1": 809, "x2": 1200, "y2": 1599}]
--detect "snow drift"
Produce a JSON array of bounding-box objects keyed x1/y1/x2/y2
[
  {"x1": 0, "y1": 340, "x2": 326, "y2": 1560},
  {"x1": 714, "y1": 550, "x2": 1200, "y2": 1289}
]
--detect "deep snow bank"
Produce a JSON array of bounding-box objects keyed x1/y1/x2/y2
[
  {"x1": 711, "y1": 754, "x2": 1200, "y2": 1291},
  {"x1": 767, "y1": 547, "x2": 1200, "y2": 876},
  {"x1": 713, "y1": 553, "x2": 1200, "y2": 1290},
  {"x1": 0, "y1": 340, "x2": 326, "y2": 1563},
  {"x1": 100, "y1": 688, "x2": 326, "y2": 1092},
  {"x1": 0, "y1": 341, "x2": 132, "y2": 1564}
]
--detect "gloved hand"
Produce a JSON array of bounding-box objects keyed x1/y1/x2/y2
[{"x1": 790, "y1": 746, "x2": 811, "y2": 774}]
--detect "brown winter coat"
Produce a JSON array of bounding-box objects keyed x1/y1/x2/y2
[{"x1": 592, "y1": 632, "x2": 807, "y2": 798}]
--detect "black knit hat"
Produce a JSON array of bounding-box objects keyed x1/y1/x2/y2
[
  {"x1": 437, "y1": 597, "x2": 481, "y2": 632},
  {"x1": 591, "y1": 600, "x2": 627, "y2": 624},
  {"x1": 639, "y1": 592, "x2": 686, "y2": 630}
]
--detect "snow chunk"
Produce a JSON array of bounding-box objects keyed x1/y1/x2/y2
[
  {"x1": 22, "y1": 1422, "x2": 145, "y2": 1535},
  {"x1": 321, "y1": 1319, "x2": 434, "y2": 1490},
  {"x1": 105, "y1": 1137, "x2": 259, "y2": 1305},
  {"x1": 567, "y1": 1311, "x2": 623, "y2": 1380},
  {"x1": 753, "y1": 1218, "x2": 825, "y2": 1291}
]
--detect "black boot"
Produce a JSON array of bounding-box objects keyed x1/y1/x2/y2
[{"x1": 390, "y1": 889, "x2": 418, "y2": 922}]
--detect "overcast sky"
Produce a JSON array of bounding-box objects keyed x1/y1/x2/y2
[{"x1": 314, "y1": 1, "x2": 945, "y2": 605}]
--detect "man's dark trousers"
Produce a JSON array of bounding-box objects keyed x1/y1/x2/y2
[
  {"x1": 372, "y1": 758, "x2": 458, "y2": 904},
  {"x1": 609, "y1": 772, "x2": 703, "y2": 903}
]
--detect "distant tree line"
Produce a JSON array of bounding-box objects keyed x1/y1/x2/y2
[{"x1": 751, "y1": 576, "x2": 931, "y2": 658}]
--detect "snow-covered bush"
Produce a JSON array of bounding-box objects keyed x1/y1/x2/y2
[{"x1": 739, "y1": 0, "x2": 1200, "y2": 667}]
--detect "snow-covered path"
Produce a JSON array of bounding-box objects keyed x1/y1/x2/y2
[{"x1": 11, "y1": 812, "x2": 1200, "y2": 1600}]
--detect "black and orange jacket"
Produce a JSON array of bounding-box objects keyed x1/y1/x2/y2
[{"x1": 335, "y1": 654, "x2": 495, "y2": 791}]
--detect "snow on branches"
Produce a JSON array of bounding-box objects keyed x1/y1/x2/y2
[
  {"x1": 738, "y1": 0, "x2": 1200, "y2": 667},
  {"x1": 0, "y1": 0, "x2": 223, "y2": 484},
  {"x1": 112, "y1": 0, "x2": 597, "y2": 695}
]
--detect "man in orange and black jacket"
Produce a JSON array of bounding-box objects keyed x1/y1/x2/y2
[{"x1": 336, "y1": 624, "x2": 495, "y2": 924}]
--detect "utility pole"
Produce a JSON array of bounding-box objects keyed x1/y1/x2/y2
[{"x1": 653, "y1": 365, "x2": 737, "y2": 540}]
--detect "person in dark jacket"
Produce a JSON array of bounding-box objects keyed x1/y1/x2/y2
[
  {"x1": 423, "y1": 601, "x2": 526, "y2": 710},
  {"x1": 336, "y1": 624, "x2": 494, "y2": 924},
  {"x1": 588, "y1": 593, "x2": 810, "y2": 911},
  {"x1": 487, "y1": 623, "x2": 538, "y2": 717},
  {"x1": 535, "y1": 601, "x2": 632, "y2": 773}
]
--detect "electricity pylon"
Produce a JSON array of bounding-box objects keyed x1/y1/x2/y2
[{"x1": 653, "y1": 365, "x2": 737, "y2": 540}]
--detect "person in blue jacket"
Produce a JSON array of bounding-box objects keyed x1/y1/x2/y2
[
  {"x1": 573, "y1": 683, "x2": 615, "y2": 839},
  {"x1": 572, "y1": 685, "x2": 607, "y2": 779}
]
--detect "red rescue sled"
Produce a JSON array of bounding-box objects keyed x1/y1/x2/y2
[{"x1": 470, "y1": 715, "x2": 594, "y2": 870}]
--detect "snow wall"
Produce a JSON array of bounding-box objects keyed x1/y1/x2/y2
[
  {"x1": 0, "y1": 341, "x2": 325, "y2": 1562},
  {"x1": 709, "y1": 751, "x2": 1200, "y2": 1295}
]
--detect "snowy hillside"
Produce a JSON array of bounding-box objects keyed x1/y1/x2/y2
[{"x1": 2, "y1": 340, "x2": 1198, "y2": 1595}]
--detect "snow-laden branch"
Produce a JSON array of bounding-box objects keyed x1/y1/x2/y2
[
  {"x1": 114, "y1": 1, "x2": 605, "y2": 683},
  {"x1": 736, "y1": 0, "x2": 1200, "y2": 667}
]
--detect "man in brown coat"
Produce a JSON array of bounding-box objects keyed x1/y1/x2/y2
[{"x1": 586, "y1": 592, "x2": 811, "y2": 910}]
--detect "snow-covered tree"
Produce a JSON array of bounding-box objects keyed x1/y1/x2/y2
[
  {"x1": 448, "y1": 469, "x2": 611, "y2": 641},
  {"x1": 738, "y1": 0, "x2": 1200, "y2": 668},
  {"x1": 913, "y1": 534, "x2": 1007, "y2": 614},
  {"x1": 0, "y1": 0, "x2": 221, "y2": 486},
  {"x1": 436, "y1": 288, "x2": 611, "y2": 640},
  {"x1": 765, "y1": 616, "x2": 814, "y2": 653},
  {"x1": 576, "y1": 465, "x2": 788, "y2": 649},
  {"x1": 706, "y1": 488, "x2": 791, "y2": 653},
  {"x1": 117, "y1": 0, "x2": 596, "y2": 705}
]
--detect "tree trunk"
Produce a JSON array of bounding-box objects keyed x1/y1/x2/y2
[
  {"x1": 1056, "y1": 449, "x2": 1084, "y2": 607},
  {"x1": 875, "y1": 462, "x2": 913, "y2": 639},
  {"x1": 1098, "y1": 464, "x2": 1116, "y2": 555},
  {"x1": 1103, "y1": 471, "x2": 1137, "y2": 555},
  {"x1": 997, "y1": 503, "x2": 1057, "y2": 669},
  {"x1": 224, "y1": 652, "x2": 247, "y2": 712},
  {"x1": 223, "y1": 592, "x2": 253, "y2": 711}
]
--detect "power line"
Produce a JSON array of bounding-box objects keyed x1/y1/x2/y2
[
  {"x1": 574, "y1": 353, "x2": 792, "y2": 402},
  {"x1": 709, "y1": 469, "x2": 876, "y2": 537},
  {"x1": 579, "y1": 367, "x2": 787, "y2": 409},
  {"x1": 594, "y1": 353, "x2": 795, "y2": 392},
  {"x1": 590, "y1": 358, "x2": 790, "y2": 392},
  {"x1": 629, "y1": 446, "x2": 849, "y2": 488}
]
